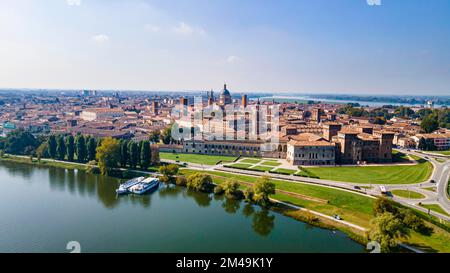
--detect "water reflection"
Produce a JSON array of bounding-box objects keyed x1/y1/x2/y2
[
  {"x1": 184, "y1": 189, "x2": 212, "y2": 207},
  {"x1": 252, "y1": 209, "x2": 275, "y2": 237},
  {"x1": 242, "y1": 203, "x2": 255, "y2": 218},
  {"x1": 222, "y1": 198, "x2": 240, "y2": 214},
  {"x1": 2, "y1": 162, "x2": 276, "y2": 238}
]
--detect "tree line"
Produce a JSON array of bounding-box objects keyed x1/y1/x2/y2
[{"x1": 0, "y1": 129, "x2": 161, "y2": 176}]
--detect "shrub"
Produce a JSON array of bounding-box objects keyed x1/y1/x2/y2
[
  {"x1": 186, "y1": 172, "x2": 213, "y2": 192},
  {"x1": 222, "y1": 179, "x2": 241, "y2": 198},
  {"x1": 244, "y1": 187, "x2": 255, "y2": 202},
  {"x1": 86, "y1": 165, "x2": 101, "y2": 175},
  {"x1": 176, "y1": 176, "x2": 187, "y2": 187},
  {"x1": 214, "y1": 184, "x2": 224, "y2": 195}
]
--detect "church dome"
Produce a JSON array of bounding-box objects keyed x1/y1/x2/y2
[{"x1": 221, "y1": 84, "x2": 231, "y2": 96}]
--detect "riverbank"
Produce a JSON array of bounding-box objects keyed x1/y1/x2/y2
[{"x1": 2, "y1": 154, "x2": 449, "y2": 253}]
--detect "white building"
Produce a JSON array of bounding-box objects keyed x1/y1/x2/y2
[{"x1": 81, "y1": 108, "x2": 125, "y2": 121}]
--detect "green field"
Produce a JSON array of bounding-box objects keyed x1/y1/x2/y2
[
  {"x1": 392, "y1": 150, "x2": 411, "y2": 163},
  {"x1": 178, "y1": 169, "x2": 450, "y2": 252},
  {"x1": 420, "y1": 204, "x2": 450, "y2": 217},
  {"x1": 239, "y1": 158, "x2": 261, "y2": 164},
  {"x1": 304, "y1": 159, "x2": 432, "y2": 184},
  {"x1": 251, "y1": 165, "x2": 274, "y2": 172},
  {"x1": 430, "y1": 150, "x2": 450, "y2": 156},
  {"x1": 180, "y1": 169, "x2": 375, "y2": 227},
  {"x1": 271, "y1": 168, "x2": 297, "y2": 175},
  {"x1": 160, "y1": 153, "x2": 237, "y2": 165},
  {"x1": 391, "y1": 190, "x2": 425, "y2": 199},
  {"x1": 435, "y1": 158, "x2": 447, "y2": 163},
  {"x1": 261, "y1": 161, "x2": 282, "y2": 167},
  {"x1": 229, "y1": 163, "x2": 253, "y2": 169}
]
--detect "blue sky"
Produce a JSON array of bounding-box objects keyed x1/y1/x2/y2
[{"x1": 0, "y1": 0, "x2": 449, "y2": 95}]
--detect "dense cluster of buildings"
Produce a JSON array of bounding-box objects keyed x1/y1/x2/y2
[{"x1": 0, "y1": 86, "x2": 448, "y2": 166}]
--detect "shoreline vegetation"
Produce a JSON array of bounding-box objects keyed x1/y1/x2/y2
[{"x1": 1, "y1": 153, "x2": 449, "y2": 253}]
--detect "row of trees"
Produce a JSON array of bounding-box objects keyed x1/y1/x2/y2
[
  {"x1": 368, "y1": 198, "x2": 432, "y2": 252},
  {"x1": 46, "y1": 134, "x2": 97, "y2": 163},
  {"x1": 94, "y1": 137, "x2": 160, "y2": 175},
  {"x1": 0, "y1": 129, "x2": 162, "y2": 177}
]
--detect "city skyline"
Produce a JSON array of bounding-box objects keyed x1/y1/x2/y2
[{"x1": 0, "y1": 0, "x2": 449, "y2": 95}]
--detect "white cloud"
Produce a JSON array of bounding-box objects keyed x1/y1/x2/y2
[
  {"x1": 92, "y1": 34, "x2": 109, "y2": 43},
  {"x1": 144, "y1": 24, "x2": 161, "y2": 33},
  {"x1": 173, "y1": 22, "x2": 205, "y2": 36},
  {"x1": 226, "y1": 56, "x2": 242, "y2": 64},
  {"x1": 66, "y1": 0, "x2": 81, "y2": 6}
]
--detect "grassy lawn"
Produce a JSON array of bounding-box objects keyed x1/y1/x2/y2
[
  {"x1": 420, "y1": 204, "x2": 450, "y2": 217},
  {"x1": 392, "y1": 150, "x2": 411, "y2": 163},
  {"x1": 0, "y1": 155, "x2": 88, "y2": 171},
  {"x1": 160, "y1": 152, "x2": 236, "y2": 165},
  {"x1": 261, "y1": 161, "x2": 282, "y2": 167},
  {"x1": 229, "y1": 163, "x2": 253, "y2": 169},
  {"x1": 250, "y1": 165, "x2": 274, "y2": 172},
  {"x1": 430, "y1": 150, "x2": 450, "y2": 156},
  {"x1": 304, "y1": 159, "x2": 432, "y2": 184},
  {"x1": 436, "y1": 158, "x2": 446, "y2": 163},
  {"x1": 271, "y1": 168, "x2": 297, "y2": 175},
  {"x1": 240, "y1": 158, "x2": 261, "y2": 164},
  {"x1": 423, "y1": 187, "x2": 436, "y2": 192},
  {"x1": 391, "y1": 190, "x2": 425, "y2": 199}
]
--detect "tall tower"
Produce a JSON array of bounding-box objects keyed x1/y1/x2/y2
[
  {"x1": 207, "y1": 90, "x2": 214, "y2": 106},
  {"x1": 242, "y1": 94, "x2": 248, "y2": 108},
  {"x1": 151, "y1": 101, "x2": 159, "y2": 115}
]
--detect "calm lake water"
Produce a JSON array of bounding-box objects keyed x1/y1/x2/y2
[{"x1": 0, "y1": 162, "x2": 364, "y2": 253}]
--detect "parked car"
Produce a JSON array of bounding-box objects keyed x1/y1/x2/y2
[{"x1": 354, "y1": 186, "x2": 361, "y2": 190}]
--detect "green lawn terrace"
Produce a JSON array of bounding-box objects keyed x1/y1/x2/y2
[
  {"x1": 303, "y1": 157, "x2": 433, "y2": 184},
  {"x1": 224, "y1": 154, "x2": 433, "y2": 185},
  {"x1": 226, "y1": 157, "x2": 299, "y2": 175},
  {"x1": 159, "y1": 152, "x2": 237, "y2": 165}
]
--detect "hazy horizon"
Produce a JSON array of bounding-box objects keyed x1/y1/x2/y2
[{"x1": 1, "y1": 0, "x2": 449, "y2": 95}]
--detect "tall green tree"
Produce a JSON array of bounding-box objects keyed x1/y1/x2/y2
[
  {"x1": 186, "y1": 171, "x2": 211, "y2": 191},
  {"x1": 120, "y1": 140, "x2": 129, "y2": 167},
  {"x1": 66, "y1": 135, "x2": 75, "y2": 161},
  {"x1": 87, "y1": 137, "x2": 97, "y2": 161},
  {"x1": 96, "y1": 137, "x2": 121, "y2": 175},
  {"x1": 75, "y1": 135, "x2": 87, "y2": 163},
  {"x1": 369, "y1": 212, "x2": 409, "y2": 253},
  {"x1": 420, "y1": 115, "x2": 439, "y2": 133},
  {"x1": 140, "y1": 140, "x2": 151, "y2": 170},
  {"x1": 47, "y1": 135, "x2": 57, "y2": 159},
  {"x1": 4, "y1": 129, "x2": 39, "y2": 155},
  {"x1": 129, "y1": 141, "x2": 139, "y2": 169},
  {"x1": 252, "y1": 176, "x2": 276, "y2": 207},
  {"x1": 151, "y1": 145, "x2": 160, "y2": 165},
  {"x1": 56, "y1": 135, "x2": 66, "y2": 160}
]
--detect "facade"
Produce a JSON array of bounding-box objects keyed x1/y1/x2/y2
[
  {"x1": 80, "y1": 108, "x2": 124, "y2": 121},
  {"x1": 335, "y1": 129, "x2": 394, "y2": 164},
  {"x1": 414, "y1": 133, "x2": 450, "y2": 150}
]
